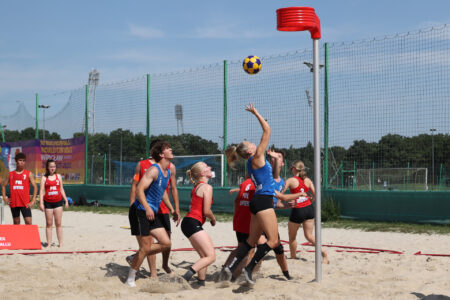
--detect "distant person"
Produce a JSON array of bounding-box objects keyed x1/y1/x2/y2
[
  {"x1": 277, "y1": 160, "x2": 328, "y2": 263},
  {"x1": 126, "y1": 139, "x2": 180, "y2": 278},
  {"x1": 181, "y1": 162, "x2": 216, "y2": 287},
  {"x1": 39, "y1": 159, "x2": 69, "y2": 247},
  {"x1": 1, "y1": 152, "x2": 37, "y2": 225}
]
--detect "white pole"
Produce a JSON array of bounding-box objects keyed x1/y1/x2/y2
[
  {"x1": 1, "y1": 196, "x2": 4, "y2": 224},
  {"x1": 313, "y1": 38, "x2": 322, "y2": 282}
]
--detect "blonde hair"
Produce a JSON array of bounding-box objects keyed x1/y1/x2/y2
[
  {"x1": 291, "y1": 160, "x2": 307, "y2": 180},
  {"x1": 225, "y1": 142, "x2": 251, "y2": 169},
  {"x1": 186, "y1": 162, "x2": 205, "y2": 184}
]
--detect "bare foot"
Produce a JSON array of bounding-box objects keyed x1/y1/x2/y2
[
  {"x1": 150, "y1": 272, "x2": 158, "y2": 279},
  {"x1": 162, "y1": 265, "x2": 172, "y2": 274},
  {"x1": 322, "y1": 253, "x2": 329, "y2": 264}
]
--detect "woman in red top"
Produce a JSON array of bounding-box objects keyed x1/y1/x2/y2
[
  {"x1": 278, "y1": 160, "x2": 328, "y2": 263},
  {"x1": 181, "y1": 162, "x2": 216, "y2": 287},
  {"x1": 39, "y1": 159, "x2": 69, "y2": 247}
]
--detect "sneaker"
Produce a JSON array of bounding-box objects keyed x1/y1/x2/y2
[
  {"x1": 126, "y1": 254, "x2": 135, "y2": 266},
  {"x1": 243, "y1": 267, "x2": 255, "y2": 285},
  {"x1": 125, "y1": 280, "x2": 136, "y2": 287}
]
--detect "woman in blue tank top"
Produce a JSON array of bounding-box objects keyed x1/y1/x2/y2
[
  {"x1": 126, "y1": 141, "x2": 174, "y2": 287},
  {"x1": 223, "y1": 103, "x2": 284, "y2": 285}
]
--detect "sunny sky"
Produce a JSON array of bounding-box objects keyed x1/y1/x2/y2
[{"x1": 1, "y1": 0, "x2": 449, "y2": 115}]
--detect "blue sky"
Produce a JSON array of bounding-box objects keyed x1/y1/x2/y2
[{"x1": 1, "y1": 0, "x2": 449, "y2": 129}]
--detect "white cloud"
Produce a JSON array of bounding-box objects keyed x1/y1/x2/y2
[{"x1": 128, "y1": 23, "x2": 165, "y2": 38}]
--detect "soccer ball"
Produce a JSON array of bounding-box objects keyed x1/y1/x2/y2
[{"x1": 243, "y1": 55, "x2": 262, "y2": 75}]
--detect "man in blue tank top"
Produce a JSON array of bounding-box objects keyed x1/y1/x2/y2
[{"x1": 126, "y1": 141, "x2": 174, "y2": 287}]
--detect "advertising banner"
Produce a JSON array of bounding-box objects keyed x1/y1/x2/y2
[{"x1": 0, "y1": 137, "x2": 85, "y2": 184}]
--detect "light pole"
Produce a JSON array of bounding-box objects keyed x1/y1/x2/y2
[
  {"x1": 88, "y1": 69, "x2": 100, "y2": 134},
  {"x1": 430, "y1": 129, "x2": 436, "y2": 188},
  {"x1": 38, "y1": 105, "x2": 50, "y2": 140},
  {"x1": 0, "y1": 124, "x2": 6, "y2": 143}
]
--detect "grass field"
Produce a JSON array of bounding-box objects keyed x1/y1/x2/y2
[{"x1": 67, "y1": 205, "x2": 450, "y2": 235}]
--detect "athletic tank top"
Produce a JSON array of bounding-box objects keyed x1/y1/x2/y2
[
  {"x1": 136, "y1": 159, "x2": 170, "y2": 214},
  {"x1": 272, "y1": 178, "x2": 285, "y2": 208},
  {"x1": 186, "y1": 182, "x2": 213, "y2": 225},
  {"x1": 290, "y1": 176, "x2": 312, "y2": 208},
  {"x1": 8, "y1": 170, "x2": 31, "y2": 208},
  {"x1": 233, "y1": 178, "x2": 254, "y2": 234},
  {"x1": 247, "y1": 156, "x2": 275, "y2": 196},
  {"x1": 135, "y1": 164, "x2": 170, "y2": 213},
  {"x1": 44, "y1": 175, "x2": 62, "y2": 203}
]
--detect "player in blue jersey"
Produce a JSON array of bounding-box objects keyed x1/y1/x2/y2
[
  {"x1": 224, "y1": 103, "x2": 284, "y2": 285},
  {"x1": 126, "y1": 141, "x2": 174, "y2": 287}
]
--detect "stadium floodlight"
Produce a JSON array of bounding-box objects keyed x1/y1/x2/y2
[
  {"x1": 430, "y1": 128, "x2": 437, "y2": 187},
  {"x1": 277, "y1": 6, "x2": 323, "y2": 282},
  {"x1": 88, "y1": 69, "x2": 100, "y2": 134},
  {"x1": 38, "y1": 104, "x2": 51, "y2": 140},
  {"x1": 175, "y1": 104, "x2": 184, "y2": 135}
]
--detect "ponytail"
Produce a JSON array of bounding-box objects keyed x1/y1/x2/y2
[
  {"x1": 291, "y1": 160, "x2": 307, "y2": 180},
  {"x1": 225, "y1": 146, "x2": 238, "y2": 169},
  {"x1": 186, "y1": 162, "x2": 204, "y2": 184}
]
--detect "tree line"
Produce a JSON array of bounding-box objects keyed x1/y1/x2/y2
[{"x1": 3, "y1": 128, "x2": 449, "y2": 171}]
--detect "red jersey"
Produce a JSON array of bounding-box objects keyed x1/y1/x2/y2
[
  {"x1": 8, "y1": 170, "x2": 31, "y2": 208},
  {"x1": 233, "y1": 178, "x2": 255, "y2": 234},
  {"x1": 290, "y1": 176, "x2": 312, "y2": 208},
  {"x1": 44, "y1": 176, "x2": 62, "y2": 203},
  {"x1": 134, "y1": 159, "x2": 170, "y2": 214},
  {"x1": 186, "y1": 182, "x2": 213, "y2": 225}
]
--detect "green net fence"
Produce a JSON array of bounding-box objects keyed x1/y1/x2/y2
[{"x1": 1, "y1": 24, "x2": 449, "y2": 190}]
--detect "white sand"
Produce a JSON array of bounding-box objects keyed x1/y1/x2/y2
[{"x1": 0, "y1": 209, "x2": 449, "y2": 300}]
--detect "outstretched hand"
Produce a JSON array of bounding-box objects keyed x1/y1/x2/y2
[{"x1": 245, "y1": 103, "x2": 258, "y2": 115}]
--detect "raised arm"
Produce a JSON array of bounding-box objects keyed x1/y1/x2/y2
[{"x1": 246, "y1": 103, "x2": 270, "y2": 167}]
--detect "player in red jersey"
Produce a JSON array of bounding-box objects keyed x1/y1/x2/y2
[
  {"x1": 127, "y1": 139, "x2": 180, "y2": 277},
  {"x1": 39, "y1": 159, "x2": 69, "y2": 247},
  {"x1": 1, "y1": 152, "x2": 37, "y2": 225},
  {"x1": 277, "y1": 160, "x2": 328, "y2": 263},
  {"x1": 181, "y1": 162, "x2": 216, "y2": 287}
]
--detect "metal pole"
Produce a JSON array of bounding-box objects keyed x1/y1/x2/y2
[
  {"x1": 103, "y1": 154, "x2": 106, "y2": 185},
  {"x1": 43, "y1": 109, "x2": 46, "y2": 140},
  {"x1": 120, "y1": 132, "x2": 122, "y2": 185},
  {"x1": 84, "y1": 85, "x2": 89, "y2": 185},
  {"x1": 432, "y1": 133, "x2": 435, "y2": 187},
  {"x1": 0, "y1": 123, "x2": 5, "y2": 143},
  {"x1": 323, "y1": 43, "x2": 329, "y2": 190},
  {"x1": 313, "y1": 38, "x2": 322, "y2": 282},
  {"x1": 0, "y1": 196, "x2": 4, "y2": 224},
  {"x1": 223, "y1": 60, "x2": 228, "y2": 187},
  {"x1": 91, "y1": 154, "x2": 94, "y2": 184},
  {"x1": 35, "y1": 93, "x2": 39, "y2": 139},
  {"x1": 108, "y1": 144, "x2": 111, "y2": 185},
  {"x1": 146, "y1": 74, "x2": 150, "y2": 158}
]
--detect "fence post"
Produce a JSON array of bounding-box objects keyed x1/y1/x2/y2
[
  {"x1": 35, "y1": 93, "x2": 39, "y2": 139},
  {"x1": 85, "y1": 85, "x2": 89, "y2": 185},
  {"x1": 323, "y1": 42, "x2": 329, "y2": 189},
  {"x1": 223, "y1": 60, "x2": 228, "y2": 187},
  {"x1": 146, "y1": 74, "x2": 150, "y2": 158},
  {"x1": 103, "y1": 153, "x2": 106, "y2": 185}
]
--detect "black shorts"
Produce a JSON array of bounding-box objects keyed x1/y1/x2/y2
[
  {"x1": 44, "y1": 200, "x2": 64, "y2": 209},
  {"x1": 10, "y1": 206, "x2": 32, "y2": 219},
  {"x1": 235, "y1": 231, "x2": 249, "y2": 244},
  {"x1": 157, "y1": 213, "x2": 171, "y2": 233},
  {"x1": 181, "y1": 217, "x2": 203, "y2": 238},
  {"x1": 249, "y1": 194, "x2": 274, "y2": 215},
  {"x1": 290, "y1": 205, "x2": 315, "y2": 224},
  {"x1": 129, "y1": 205, "x2": 164, "y2": 236}
]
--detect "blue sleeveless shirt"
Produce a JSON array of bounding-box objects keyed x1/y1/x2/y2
[
  {"x1": 272, "y1": 178, "x2": 285, "y2": 208},
  {"x1": 247, "y1": 156, "x2": 275, "y2": 196},
  {"x1": 135, "y1": 164, "x2": 170, "y2": 213}
]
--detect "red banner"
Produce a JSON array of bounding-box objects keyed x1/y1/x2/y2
[{"x1": 0, "y1": 225, "x2": 42, "y2": 250}]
